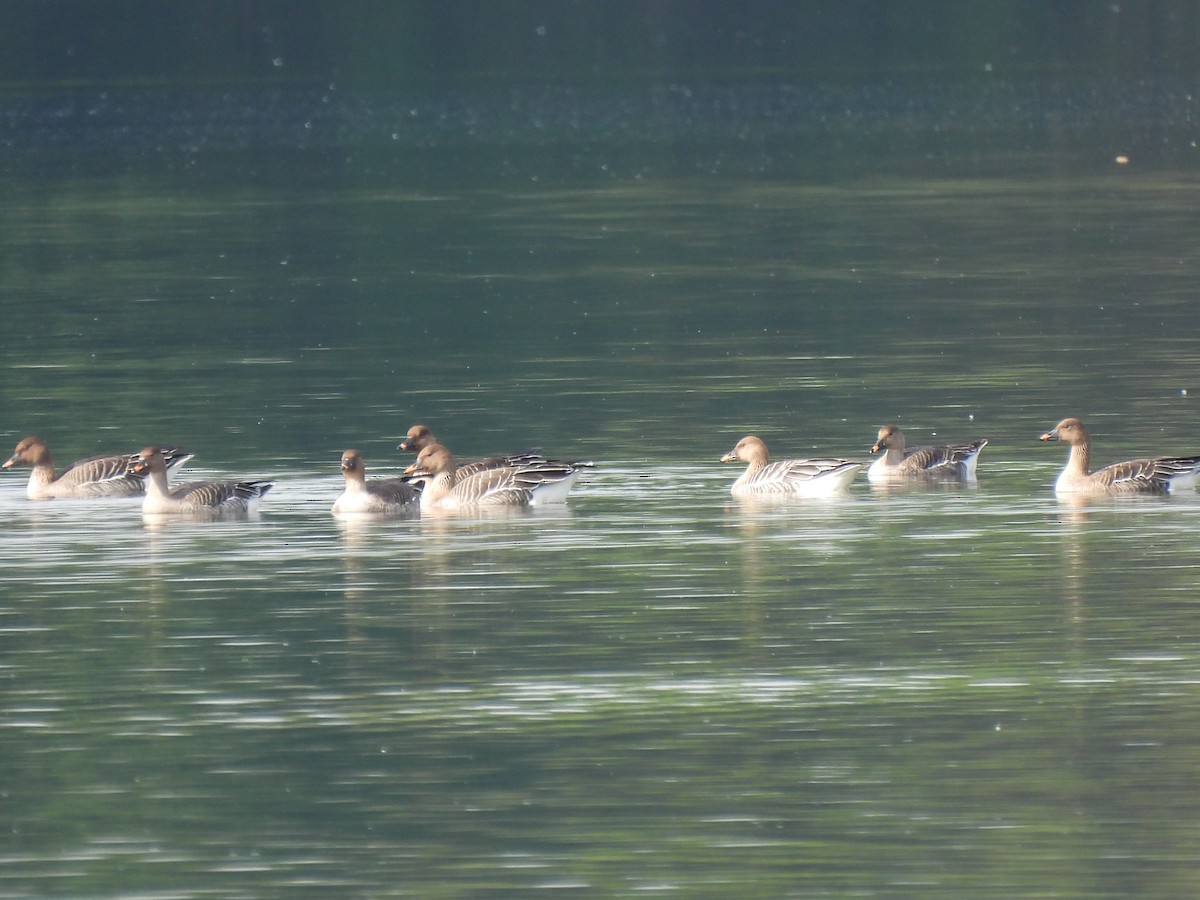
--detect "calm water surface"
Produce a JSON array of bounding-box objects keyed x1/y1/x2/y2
[{"x1": 4, "y1": 84, "x2": 1200, "y2": 896}]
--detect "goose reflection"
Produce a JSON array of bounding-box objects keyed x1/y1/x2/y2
[
  {"x1": 867, "y1": 476, "x2": 982, "y2": 496},
  {"x1": 723, "y1": 493, "x2": 864, "y2": 665},
  {"x1": 1051, "y1": 494, "x2": 1093, "y2": 630}
]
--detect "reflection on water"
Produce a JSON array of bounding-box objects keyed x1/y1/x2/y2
[
  {"x1": 7, "y1": 83, "x2": 1200, "y2": 893},
  {"x1": 6, "y1": 458, "x2": 1200, "y2": 893}
]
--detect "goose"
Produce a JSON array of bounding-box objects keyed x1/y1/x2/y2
[
  {"x1": 404, "y1": 442, "x2": 583, "y2": 510},
  {"x1": 868, "y1": 424, "x2": 988, "y2": 481},
  {"x1": 397, "y1": 424, "x2": 548, "y2": 478},
  {"x1": 128, "y1": 447, "x2": 272, "y2": 515},
  {"x1": 3, "y1": 435, "x2": 192, "y2": 500},
  {"x1": 1039, "y1": 417, "x2": 1200, "y2": 495},
  {"x1": 720, "y1": 435, "x2": 861, "y2": 497},
  {"x1": 332, "y1": 449, "x2": 421, "y2": 514}
]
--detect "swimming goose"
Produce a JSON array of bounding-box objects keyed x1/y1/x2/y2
[
  {"x1": 3, "y1": 435, "x2": 192, "y2": 500},
  {"x1": 128, "y1": 447, "x2": 273, "y2": 515},
  {"x1": 332, "y1": 449, "x2": 421, "y2": 514},
  {"x1": 1039, "y1": 417, "x2": 1200, "y2": 495},
  {"x1": 868, "y1": 424, "x2": 988, "y2": 481},
  {"x1": 404, "y1": 442, "x2": 582, "y2": 509},
  {"x1": 398, "y1": 424, "x2": 548, "y2": 478},
  {"x1": 720, "y1": 435, "x2": 862, "y2": 496}
]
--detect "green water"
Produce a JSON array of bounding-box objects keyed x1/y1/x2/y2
[{"x1": 4, "y1": 79, "x2": 1200, "y2": 897}]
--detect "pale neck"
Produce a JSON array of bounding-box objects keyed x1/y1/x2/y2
[
  {"x1": 28, "y1": 465, "x2": 57, "y2": 486},
  {"x1": 145, "y1": 467, "x2": 172, "y2": 497},
  {"x1": 1067, "y1": 442, "x2": 1090, "y2": 476}
]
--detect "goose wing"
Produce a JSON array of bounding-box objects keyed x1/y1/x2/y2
[
  {"x1": 57, "y1": 453, "x2": 142, "y2": 491},
  {"x1": 158, "y1": 447, "x2": 195, "y2": 472},
  {"x1": 512, "y1": 460, "x2": 581, "y2": 487},
  {"x1": 171, "y1": 480, "x2": 272, "y2": 509},
  {"x1": 746, "y1": 458, "x2": 856, "y2": 493},
  {"x1": 450, "y1": 460, "x2": 582, "y2": 505},
  {"x1": 58, "y1": 445, "x2": 194, "y2": 495},
  {"x1": 456, "y1": 449, "x2": 545, "y2": 479},
  {"x1": 366, "y1": 478, "x2": 422, "y2": 505},
  {"x1": 451, "y1": 466, "x2": 533, "y2": 505},
  {"x1": 778, "y1": 457, "x2": 857, "y2": 480},
  {"x1": 1095, "y1": 455, "x2": 1200, "y2": 493},
  {"x1": 901, "y1": 439, "x2": 988, "y2": 475}
]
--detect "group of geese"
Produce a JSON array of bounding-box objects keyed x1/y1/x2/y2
[
  {"x1": 723, "y1": 418, "x2": 1200, "y2": 497},
  {"x1": 4, "y1": 417, "x2": 1200, "y2": 517},
  {"x1": 0, "y1": 424, "x2": 590, "y2": 516}
]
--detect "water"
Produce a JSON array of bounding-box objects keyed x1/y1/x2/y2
[{"x1": 4, "y1": 82, "x2": 1200, "y2": 896}]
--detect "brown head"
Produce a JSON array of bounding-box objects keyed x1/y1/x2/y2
[
  {"x1": 4, "y1": 436, "x2": 51, "y2": 469},
  {"x1": 398, "y1": 424, "x2": 436, "y2": 453},
  {"x1": 871, "y1": 424, "x2": 904, "y2": 454},
  {"x1": 340, "y1": 449, "x2": 366, "y2": 480},
  {"x1": 405, "y1": 442, "x2": 455, "y2": 477},
  {"x1": 720, "y1": 435, "x2": 769, "y2": 465},
  {"x1": 129, "y1": 447, "x2": 168, "y2": 477},
  {"x1": 1039, "y1": 417, "x2": 1089, "y2": 446}
]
